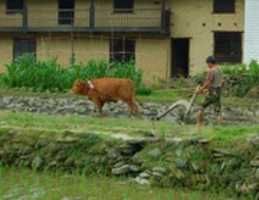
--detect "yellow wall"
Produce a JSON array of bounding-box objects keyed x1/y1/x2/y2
[
  {"x1": 36, "y1": 33, "x2": 109, "y2": 66},
  {"x1": 0, "y1": 0, "x2": 161, "y2": 28},
  {"x1": 0, "y1": 0, "x2": 23, "y2": 27},
  {"x1": 170, "y1": 0, "x2": 244, "y2": 74},
  {"x1": 27, "y1": 0, "x2": 58, "y2": 27},
  {"x1": 95, "y1": 0, "x2": 162, "y2": 28},
  {"x1": 0, "y1": 34, "x2": 12, "y2": 73},
  {"x1": 136, "y1": 37, "x2": 170, "y2": 83},
  {"x1": 0, "y1": 33, "x2": 168, "y2": 83}
]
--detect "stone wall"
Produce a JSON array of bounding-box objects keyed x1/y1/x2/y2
[
  {"x1": 0, "y1": 95, "x2": 258, "y2": 124},
  {"x1": 1, "y1": 128, "x2": 259, "y2": 199}
]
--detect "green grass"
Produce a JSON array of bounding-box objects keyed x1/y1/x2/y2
[
  {"x1": 0, "y1": 167, "x2": 245, "y2": 200},
  {"x1": 0, "y1": 111, "x2": 259, "y2": 142}
]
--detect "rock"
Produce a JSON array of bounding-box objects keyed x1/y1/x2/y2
[
  {"x1": 139, "y1": 172, "x2": 150, "y2": 179},
  {"x1": 249, "y1": 136, "x2": 259, "y2": 146},
  {"x1": 129, "y1": 165, "x2": 141, "y2": 173},
  {"x1": 31, "y1": 156, "x2": 44, "y2": 170},
  {"x1": 250, "y1": 160, "x2": 259, "y2": 167},
  {"x1": 114, "y1": 161, "x2": 126, "y2": 168},
  {"x1": 112, "y1": 164, "x2": 140, "y2": 176},
  {"x1": 152, "y1": 167, "x2": 167, "y2": 174},
  {"x1": 247, "y1": 86, "x2": 259, "y2": 98},
  {"x1": 198, "y1": 139, "x2": 211, "y2": 145},
  {"x1": 135, "y1": 177, "x2": 150, "y2": 185},
  {"x1": 111, "y1": 165, "x2": 128, "y2": 176},
  {"x1": 212, "y1": 149, "x2": 235, "y2": 157},
  {"x1": 148, "y1": 148, "x2": 162, "y2": 159},
  {"x1": 191, "y1": 163, "x2": 200, "y2": 173},
  {"x1": 175, "y1": 159, "x2": 188, "y2": 169},
  {"x1": 107, "y1": 149, "x2": 121, "y2": 160},
  {"x1": 255, "y1": 169, "x2": 259, "y2": 180},
  {"x1": 152, "y1": 172, "x2": 163, "y2": 178},
  {"x1": 237, "y1": 183, "x2": 258, "y2": 194}
]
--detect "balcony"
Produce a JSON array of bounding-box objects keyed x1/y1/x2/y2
[{"x1": 0, "y1": 6, "x2": 170, "y2": 34}]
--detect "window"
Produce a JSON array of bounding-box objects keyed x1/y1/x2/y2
[
  {"x1": 113, "y1": 0, "x2": 134, "y2": 13},
  {"x1": 13, "y1": 38, "x2": 36, "y2": 61},
  {"x1": 58, "y1": 0, "x2": 75, "y2": 25},
  {"x1": 110, "y1": 37, "x2": 135, "y2": 62},
  {"x1": 214, "y1": 32, "x2": 242, "y2": 63},
  {"x1": 213, "y1": 0, "x2": 235, "y2": 13},
  {"x1": 6, "y1": 0, "x2": 24, "y2": 14}
]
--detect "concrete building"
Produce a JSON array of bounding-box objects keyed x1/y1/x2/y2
[
  {"x1": 0, "y1": 0, "x2": 254, "y2": 83},
  {"x1": 244, "y1": 0, "x2": 259, "y2": 63}
]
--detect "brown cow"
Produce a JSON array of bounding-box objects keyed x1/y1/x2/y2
[{"x1": 72, "y1": 78, "x2": 139, "y2": 115}]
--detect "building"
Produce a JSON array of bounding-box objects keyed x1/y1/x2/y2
[
  {"x1": 244, "y1": 0, "x2": 259, "y2": 63},
  {"x1": 0, "y1": 0, "x2": 255, "y2": 83}
]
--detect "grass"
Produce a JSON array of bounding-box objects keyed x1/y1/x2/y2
[
  {"x1": 0, "y1": 167, "x2": 245, "y2": 200},
  {"x1": 0, "y1": 111, "x2": 259, "y2": 142}
]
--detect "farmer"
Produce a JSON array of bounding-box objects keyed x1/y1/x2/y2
[{"x1": 196, "y1": 56, "x2": 224, "y2": 128}]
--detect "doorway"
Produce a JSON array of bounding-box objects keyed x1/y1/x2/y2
[
  {"x1": 171, "y1": 38, "x2": 190, "y2": 78},
  {"x1": 13, "y1": 38, "x2": 36, "y2": 61}
]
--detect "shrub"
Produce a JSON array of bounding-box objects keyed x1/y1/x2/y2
[
  {"x1": 1, "y1": 54, "x2": 152, "y2": 95},
  {"x1": 222, "y1": 61, "x2": 259, "y2": 97},
  {"x1": 193, "y1": 61, "x2": 259, "y2": 97}
]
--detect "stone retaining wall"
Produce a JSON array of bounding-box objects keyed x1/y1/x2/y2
[
  {"x1": 0, "y1": 95, "x2": 258, "y2": 123},
  {"x1": 1, "y1": 129, "x2": 259, "y2": 199}
]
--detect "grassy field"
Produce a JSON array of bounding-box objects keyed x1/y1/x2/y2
[
  {"x1": 0, "y1": 167, "x2": 243, "y2": 200},
  {"x1": 0, "y1": 111, "x2": 259, "y2": 142}
]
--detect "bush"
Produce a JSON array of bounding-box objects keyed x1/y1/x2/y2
[
  {"x1": 1, "y1": 54, "x2": 151, "y2": 95},
  {"x1": 192, "y1": 60, "x2": 259, "y2": 97},
  {"x1": 221, "y1": 61, "x2": 259, "y2": 97}
]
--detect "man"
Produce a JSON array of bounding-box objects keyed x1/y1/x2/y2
[{"x1": 196, "y1": 56, "x2": 224, "y2": 128}]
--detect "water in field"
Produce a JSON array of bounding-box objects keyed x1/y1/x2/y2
[{"x1": 0, "y1": 167, "x2": 237, "y2": 200}]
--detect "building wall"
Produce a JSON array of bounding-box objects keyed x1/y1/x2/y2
[
  {"x1": 136, "y1": 37, "x2": 170, "y2": 83},
  {"x1": 0, "y1": 33, "x2": 12, "y2": 73},
  {"x1": 0, "y1": 0, "x2": 23, "y2": 27},
  {"x1": 0, "y1": 0, "x2": 161, "y2": 28},
  {"x1": 170, "y1": 0, "x2": 244, "y2": 74},
  {"x1": 95, "y1": 0, "x2": 162, "y2": 28},
  {"x1": 0, "y1": 33, "x2": 169, "y2": 82},
  {"x1": 37, "y1": 33, "x2": 109, "y2": 66},
  {"x1": 244, "y1": 0, "x2": 259, "y2": 63}
]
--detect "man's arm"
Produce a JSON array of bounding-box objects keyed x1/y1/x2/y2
[{"x1": 198, "y1": 70, "x2": 213, "y2": 94}]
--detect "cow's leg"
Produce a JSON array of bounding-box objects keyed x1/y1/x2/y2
[
  {"x1": 92, "y1": 98, "x2": 104, "y2": 116},
  {"x1": 127, "y1": 99, "x2": 139, "y2": 115}
]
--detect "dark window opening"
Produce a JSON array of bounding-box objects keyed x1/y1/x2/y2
[
  {"x1": 6, "y1": 0, "x2": 24, "y2": 14},
  {"x1": 213, "y1": 0, "x2": 235, "y2": 13},
  {"x1": 13, "y1": 38, "x2": 36, "y2": 61},
  {"x1": 214, "y1": 32, "x2": 242, "y2": 63},
  {"x1": 58, "y1": 0, "x2": 75, "y2": 25},
  {"x1": 113, "y1": 0, "x2": 134, "y2": 13},
  {"x1": 110, "y1": 37, "x2": 135, "y2": 63}
]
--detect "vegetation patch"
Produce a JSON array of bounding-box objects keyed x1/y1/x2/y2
[
  {"x1": 193, "y1": 60, "x2": 259, "y2": 98},
  {"x1": 0, "y1": 55, "x2": 151, "y2": 95}
]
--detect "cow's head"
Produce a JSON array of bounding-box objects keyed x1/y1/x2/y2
[{"x1": 72, "y1": 80, "x2": 90, "y2": 95}]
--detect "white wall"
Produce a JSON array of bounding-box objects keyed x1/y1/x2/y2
[{"x1": 244, "y1": 0, "x2": 259, "y2": 63}]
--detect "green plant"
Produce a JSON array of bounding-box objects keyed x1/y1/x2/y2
[
  {"x1": 193, "y1": 61, "x2": 259, "y2": 97},
  {"x1": 221, "y1": 61, "x2": 259, "y2": 97},
  {"x1": 1, "y1": 55, "x2": 151, "y2": 95}
]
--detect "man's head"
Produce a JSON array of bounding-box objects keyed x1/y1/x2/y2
[{"x1": 206, "y1": 56, "x2": 217, "y2": 68}]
